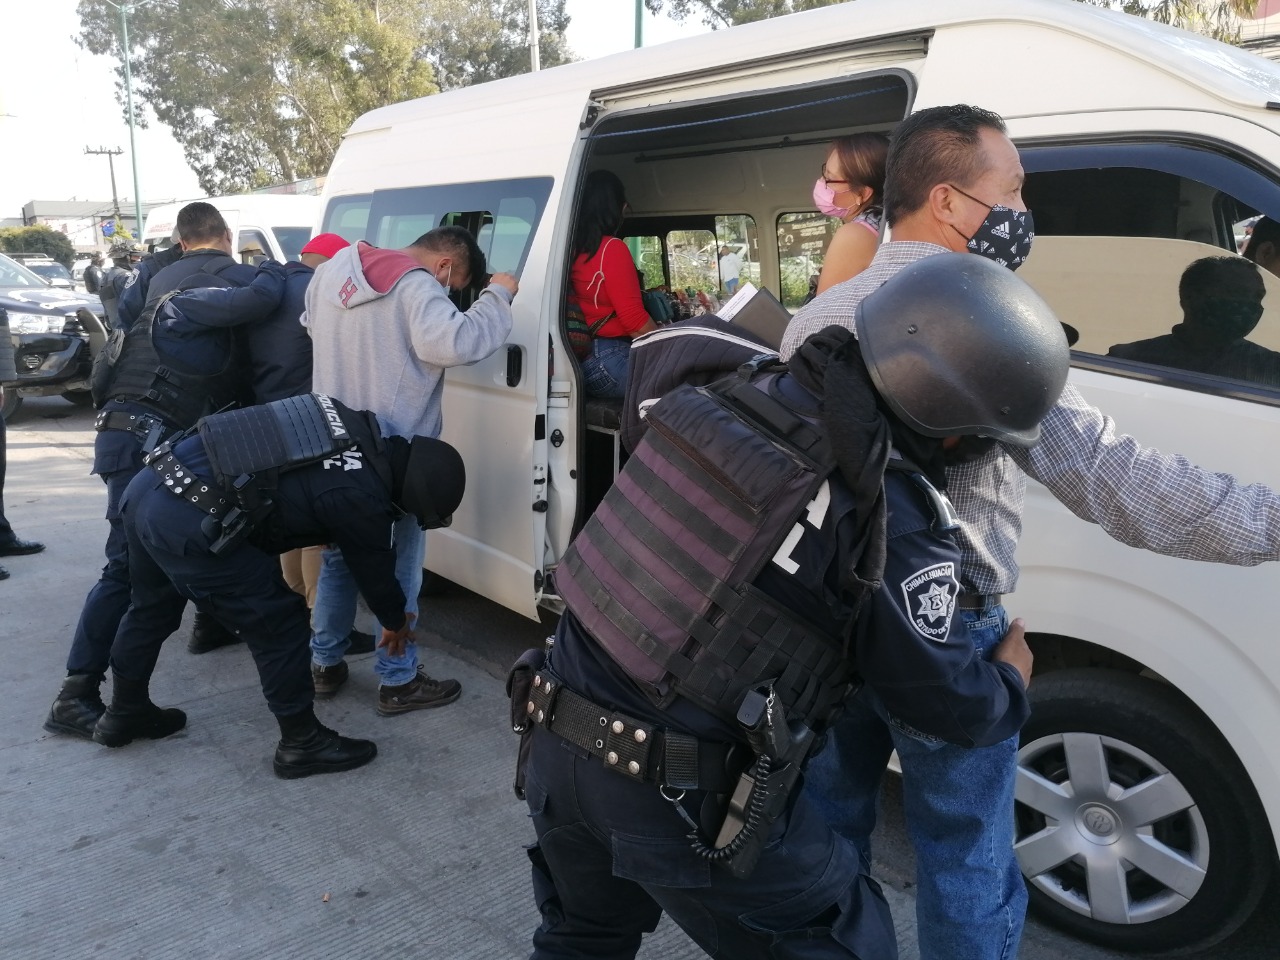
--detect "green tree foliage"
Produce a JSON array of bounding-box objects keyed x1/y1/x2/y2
[
  {"x1": 0, "y1": 227, "x2": 77, "y2": 268},
  {"x1": 423, "y1": 0, "x2": 573, "y2": 90},
  {"x1": 75, "y1": 0, "x2": 571, "y2": 195},
  {"x1": 647, "y1": 0, "x2": 1258, "y2": 38}
]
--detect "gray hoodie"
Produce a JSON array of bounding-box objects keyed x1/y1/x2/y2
[{"x1": 302, "y1": 241, "x2": 514, "y2": 439}]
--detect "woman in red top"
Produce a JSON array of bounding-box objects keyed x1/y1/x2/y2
[{"x1": 570, "y1": 170, "x2": 657, "y2": 399}]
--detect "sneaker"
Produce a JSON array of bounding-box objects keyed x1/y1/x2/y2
[
  {"x1": 377, "y1": 666, "x2": 461, "y2": 716},
  {"x1": 312, "y1": 660, "x2": 349, "y2": 700},
  {"x1": 345, "y1": 629, "x2": 376, "y2": 656}
]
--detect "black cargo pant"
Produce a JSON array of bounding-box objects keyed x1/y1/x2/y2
[
  {"x1": 523, "y1": 724, "x2": 897, "y2": 959},
  {"x1": 110, "y1": 467, "x2": 313, "y2": 718}
]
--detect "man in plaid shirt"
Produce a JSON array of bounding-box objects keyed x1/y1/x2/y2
[{"x1": 790, "y1": 104, "x2": 1280, "y2": 960}]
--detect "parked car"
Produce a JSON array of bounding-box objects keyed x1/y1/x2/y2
[
  {"x1": 0, "y1": 253, "x2": 107, "y2": 420},
  {"x1": 25, "y1": 260, "x2": 76, "y2": 291}
]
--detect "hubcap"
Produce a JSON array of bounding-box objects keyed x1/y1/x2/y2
[{"x1": 1015, "y1": 733, "x2": 1209, "y2": 925}]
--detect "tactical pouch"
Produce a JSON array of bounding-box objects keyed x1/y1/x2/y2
[{"x1": 506, "y1": 646, "x2": 548, "y2": 800}]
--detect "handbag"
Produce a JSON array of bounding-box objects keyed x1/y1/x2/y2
[{"x1": 565, "y1": 298, "x2": 615, "y2": 361}]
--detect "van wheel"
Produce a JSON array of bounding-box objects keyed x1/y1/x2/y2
[
  {"x1": 62, "y1": 390, "x2": 94, "y2": 407},
  {"x1": 1, "y1": 390, "x2": 21, "y2": 422},
  {"x1": 1015, "y1": 669, "x2": 1273, "y2": 953}
]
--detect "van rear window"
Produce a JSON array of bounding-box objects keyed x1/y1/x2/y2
[{"x1": 321, "y1": 177, "x2": 553, "y2": 276}]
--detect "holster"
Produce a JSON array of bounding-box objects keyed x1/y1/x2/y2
[{"x1": 507, "y1": 646, "x2": 548, "y2": 800}]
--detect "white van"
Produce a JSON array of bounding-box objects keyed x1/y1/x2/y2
[
  {"x1": 141, "y1": 194, "x2": 319, "y2": 264},
  {"x1": 319, "y1": 0, "x2": 1280, "y2": 950}
]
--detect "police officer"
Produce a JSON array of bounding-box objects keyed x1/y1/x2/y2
[
  {"x1": 93, "y1": 393, "x2": 465, "y2": 779},
  {"x1": 98, "y1": 243, "x2": 135, "y2": 329},
  {"x1": 43, "y1": 202, "x2": 285, "y2": 741},
  {"x1": 82, "y1": 252, "x2": 105, "y2": 296},
  {"x1": 117, "y1": 229, "x2": 183, "y2": 330},
  {"x1": 516, "y1": 254, "x2": 1067, "y2": 959}
]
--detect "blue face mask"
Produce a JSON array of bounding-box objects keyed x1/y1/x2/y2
[{"x1": 950, "y1": 185, "x2": 1035, "y2": 271}]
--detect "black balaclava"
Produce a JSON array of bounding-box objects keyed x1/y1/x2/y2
[{"x1": 386, "y1": 435, "x2": 466, "y2": 530}]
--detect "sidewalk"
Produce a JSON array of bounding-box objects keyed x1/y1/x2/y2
[{"x1": 0, "y1": 402, "x2": 922, "y2": 960}]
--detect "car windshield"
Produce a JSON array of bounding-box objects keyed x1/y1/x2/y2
[
  {"x1": 0, "y1": 254, "x2": 50, "y2": 288},
  {"x1": 29, "y1": 263, "x2": 72, "y2": 282}
]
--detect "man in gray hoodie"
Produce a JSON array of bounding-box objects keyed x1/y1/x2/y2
[{"x1": 303, "y1": 225, "x2": 518, "y2": 714}]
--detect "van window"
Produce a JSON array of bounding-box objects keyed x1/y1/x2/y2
[
  {"x1": 777, "y1": 212, "x2": 837, "y2": 310},
  {"x1": 275, "y1": 226, "x2": 311, "y2": 263},
  {"x1": 321, "y1": 178, "x2": 553, "y2": 275},
  {"x1": 237, "y1": 229, "x2": 272, "y2": 266},
  {"x1": 1018, "y1": 142, "x2": 1280, "y2": 401}
]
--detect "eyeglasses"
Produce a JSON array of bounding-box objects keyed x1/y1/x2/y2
[{"x1": 820, "y1": 165, "x2": 849, "y2": 187}]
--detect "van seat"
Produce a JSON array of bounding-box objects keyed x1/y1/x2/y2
[{"x1": 585, "y1": 397, "x2": 622, "y2": 431}]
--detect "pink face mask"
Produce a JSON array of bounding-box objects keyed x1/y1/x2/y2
[{"x1": 813, "y1": 177, "x2": 852, "y2": 219}]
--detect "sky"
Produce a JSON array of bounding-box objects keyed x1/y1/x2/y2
[{"x1": 0, "y1": 1, "x2": 713, "y2": 222}]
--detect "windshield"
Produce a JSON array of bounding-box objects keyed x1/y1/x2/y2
[
  {"x1": 30, "y1": 263, "x2": 72, "y2": 282},
  {"x1": 0, "y1": 254, "x2": 50, "y2": 288}
]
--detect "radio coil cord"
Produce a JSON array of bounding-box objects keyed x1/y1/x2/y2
[{"x1": 664, "y1": 754, "x2": 775, "y2": 863}]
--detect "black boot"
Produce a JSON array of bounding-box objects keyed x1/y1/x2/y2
[
  {"x1": 273, "y1": 707, "x2": 377, "y2": 780},
  {"x1": 188, "y1": 609, "x2": 242, "y2": 655},
  {"x1": 43, "y1": 674, "x2": 106, "y2": 740},
  {"x1": 93, "y1": 673, "x2": 187, "y2": 748}
]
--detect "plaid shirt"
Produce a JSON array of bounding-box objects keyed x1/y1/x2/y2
[{"x1": 781, "y1": 242, "x2": 1280, "y2": 594}]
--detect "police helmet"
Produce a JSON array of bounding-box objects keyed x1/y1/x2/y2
[
  {"x1": 854, "y1": 253, "x2": 1069, "y2": 446},
  {"x1": 107, "y1": 242, "x2": 134, "y2": 261},
  {"x1": 397, "y1": 437, "x2": 466, "y2": 530}
]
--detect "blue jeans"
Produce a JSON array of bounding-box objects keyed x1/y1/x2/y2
[
  {"x1": 309, "y1": 514, "x2": 424, "y2": 686},
  {"x1": 803, "y1": 606, "x2": 1024, "y2": 960},
  {"x1": 524, "y1": 726, "x2": 896, "y2": 959},
  {"x1": 582, "y1": 337, "x2": 631, "y2": 400}
]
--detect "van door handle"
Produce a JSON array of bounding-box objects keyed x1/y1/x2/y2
[{"x1": 506, "y1": 345, "x2": 523, "y2": 387}]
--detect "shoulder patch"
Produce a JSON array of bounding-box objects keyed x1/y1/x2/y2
[{"x1": 900, "y1": 562, "x2": 958, "y2": 642}]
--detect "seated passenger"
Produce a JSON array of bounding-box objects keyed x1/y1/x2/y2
[
  {"x1": 1108, "y1": 256, "x2": 1280, "y2": 388},
  {"x1": 1244, "y1": 215, "x2": 1280, "y2": 278},
  {"x1": 569, "y1": 171, "x2": 657, "y2": 399}
]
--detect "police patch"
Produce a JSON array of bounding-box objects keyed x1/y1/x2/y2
[{"x1": 900, "y1": 562, "x2": 958, "y2": 642}]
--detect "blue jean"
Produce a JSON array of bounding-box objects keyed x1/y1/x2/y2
[
  {"x1": 582, "y1": 337, "x2": 631, "y2": 400},
  {"x1": 803, "y1": 606, "x2": 1024, "y2": 960},
  {"x1": 524, "y1": 726, "x2": 896, "y2": 959},
  {"x1": 309, "y1": 514, "x2": 424, "y2": 685}
]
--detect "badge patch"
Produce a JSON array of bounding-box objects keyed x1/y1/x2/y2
[{"x1": 900, "y1": 562, "x2": 958, "y2": 642}]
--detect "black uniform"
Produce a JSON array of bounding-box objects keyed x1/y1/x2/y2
[
  {"x1": 523, "y1": 367, "x2": 1028, "y2": 960},
  {"x1": 111, "y1": 404, "x2": 409, "y2": 720},
  {"x1": 65, "y1": 251, "x2": 278, "y2": 681}
]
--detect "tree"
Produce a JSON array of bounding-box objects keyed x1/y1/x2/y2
[
  {"x1": 422, "y1": 0, "x2": 573, "y2": 91},
  {"x1": 0, "y1": 227, "x2": 77, "y2": 267},
  {"x1": 646, "y1": 0, "x2": 1259, "y2": 38}
]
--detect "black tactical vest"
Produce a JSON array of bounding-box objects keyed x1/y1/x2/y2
[
  {"x1": 101, "y1": 255, "x2": 241, "y2": 428},
  {"x1": 556, "y1": 371, "x2": 857, "y2": 729}
]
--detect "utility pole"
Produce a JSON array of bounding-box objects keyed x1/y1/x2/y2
[
  {"x1": 635, "y1": 0, "x2": 643, "y2": 48},
  {"x1": 84, "y1": 146, "x2": 124, "y2": 224},
  {"x1": 528, "y1": 0, "x2": 541, "y2": 71},
  {"x1": 102, "y1": 0, "x2": 154, "y2": 238}
]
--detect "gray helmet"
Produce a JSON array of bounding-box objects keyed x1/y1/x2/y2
[
  {"x1": 854, "y1": 253, "x2": 1069, "y2": 446},
  {"x1": 107, "y1": 242, "x2": 134, "y2": 260}
]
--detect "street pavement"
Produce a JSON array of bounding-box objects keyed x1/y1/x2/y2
[{"x1": 1, "y1": 395, "x2": 1272, "y2": 959}]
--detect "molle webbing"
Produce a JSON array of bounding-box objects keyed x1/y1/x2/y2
[
  {"x1": 198, "y1": 393, "x2": 355, "y2": 489},
  {"x1": 557, "y1": 379, "x2": 852, "y2": 727}
]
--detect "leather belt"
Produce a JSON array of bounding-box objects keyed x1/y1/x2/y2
[
  {"x1": 526, "y1": 670, "x2": 741, "y2": 793},
  {"x1": 149, "y1": 450, "x2": 232, "y2": 522},
  {"x1": 958, "y1": 593, "x2": 1002, "y2": 611}
]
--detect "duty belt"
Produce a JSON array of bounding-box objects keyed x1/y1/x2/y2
[
  {"x1": 149, "y1": 449, "x2": 232, "y2": 522},
  {"x1": 95, "y1": 408, "x2": 170, "y2": 450},
  {"x1": 958, "y1": 593, "x2": 1002, "y2": 611},
  {"x1": 526, "y1": 670, "x2": 741, "y2": 793}
]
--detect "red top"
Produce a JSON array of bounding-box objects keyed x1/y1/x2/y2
[{"x1": 569, "y1": 237, "x2": 650, "y2": 338}]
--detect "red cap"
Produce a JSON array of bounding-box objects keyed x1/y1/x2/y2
[{"x1": 300, "y1": 233, "x2": 351, "y2": 260}]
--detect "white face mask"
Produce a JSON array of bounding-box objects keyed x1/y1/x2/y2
[{"x1": 435, "y1": 263, "x2": 453, "y2": 293}]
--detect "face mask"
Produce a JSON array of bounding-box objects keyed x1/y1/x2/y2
[
  {"x1": 950, "y1": 186, "x2": 1034, "y2": 271},
  {"x1": 435, "y1": 264, "x2": 453, "y2": 293},
  {"x1": 813, "y1": 178, "x2": 852, "y2": 220}
]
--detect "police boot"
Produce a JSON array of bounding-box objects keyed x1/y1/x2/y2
[
  {"x1": 273, "y1": 707, "x2": 377, "y2": 780},
  {"x1": 43, "y1": 673, "x2": 106, "y2": 740},
  {"x1": 188, "y1": 610, "x2": 242, "y2": 655},
  {"x1": 92, "y1": 674, "x2": 187, "y2": 748}
]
